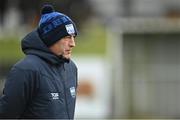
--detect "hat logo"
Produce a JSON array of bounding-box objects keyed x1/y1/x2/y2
[{"x1": 65, "y1": 24, "x2": 75, "y2": 35}]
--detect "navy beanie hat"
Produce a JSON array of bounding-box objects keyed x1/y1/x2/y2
[{"x1": 38, "y1": 4, "x2": 78, "y2": 47}]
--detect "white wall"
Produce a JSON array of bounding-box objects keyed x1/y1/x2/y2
[{"x1": 73, "y1": 56, "x2": 111, "y2": 118}]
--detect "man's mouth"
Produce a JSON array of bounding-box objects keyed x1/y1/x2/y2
[{"x1": 65, "y1": 50, "x2": 71, "y2": 54}]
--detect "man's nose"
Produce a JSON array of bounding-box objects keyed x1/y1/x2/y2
[{"x1": 69, "y1": 36, "x2": 76, "y2": 47}]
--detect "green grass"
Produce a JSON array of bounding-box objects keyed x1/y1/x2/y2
[
  {"x1": 73, "y1": 23, "x2": 107, "y2": 55},
  {"x1": 0, "y1": 23, "x2": 107, "y2": 63},
  {"x1": 0, "y1": 37, "x2": 24, "y2": 63}
]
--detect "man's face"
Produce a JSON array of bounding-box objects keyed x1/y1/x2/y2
[{"x1": 49, "y1": 35, "x2": 76, "y2": 59}]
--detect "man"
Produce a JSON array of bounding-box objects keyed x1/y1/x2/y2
[{"x1": 0, "y1": 4, "x2": 78, "y2": 119}]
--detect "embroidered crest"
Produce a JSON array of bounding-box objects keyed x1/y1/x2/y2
[
  {"x1": 65, "y1": 24, "x2": 75, "y2": 35},
  {"x1": 70, "y1": 87, "x2": 76, "y2": 98}
]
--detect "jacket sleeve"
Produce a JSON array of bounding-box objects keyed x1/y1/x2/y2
[{"x1": 0, "y1": 67, "x2": 36, "y2": 118}]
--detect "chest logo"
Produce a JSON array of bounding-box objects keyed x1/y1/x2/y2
[
  {"x1": 70, "y1": 87, "x2": 76, "y2": 98},
  {"x1": 51, "y1": 93, "x2": 59, "y2": 99}
]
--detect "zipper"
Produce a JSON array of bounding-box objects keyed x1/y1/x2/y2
[
  {"x1": 61, "y1": 64, "x2": 70, "y2": 119},
  {"x1": 51, "y1": 65, "x2": 70, "y2": 118}
]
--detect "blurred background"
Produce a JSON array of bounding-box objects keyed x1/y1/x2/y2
[{"x1": 1, "y1": 0, "x2": 180, "y2": 119}]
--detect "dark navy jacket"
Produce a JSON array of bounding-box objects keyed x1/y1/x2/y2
[{"x1": 0, "y1": 29, "x2": 78, "y2": 119}]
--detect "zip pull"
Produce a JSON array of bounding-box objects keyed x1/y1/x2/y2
[{"x1": 63, "y1": 63, "x2": 65, "y2": 71}]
